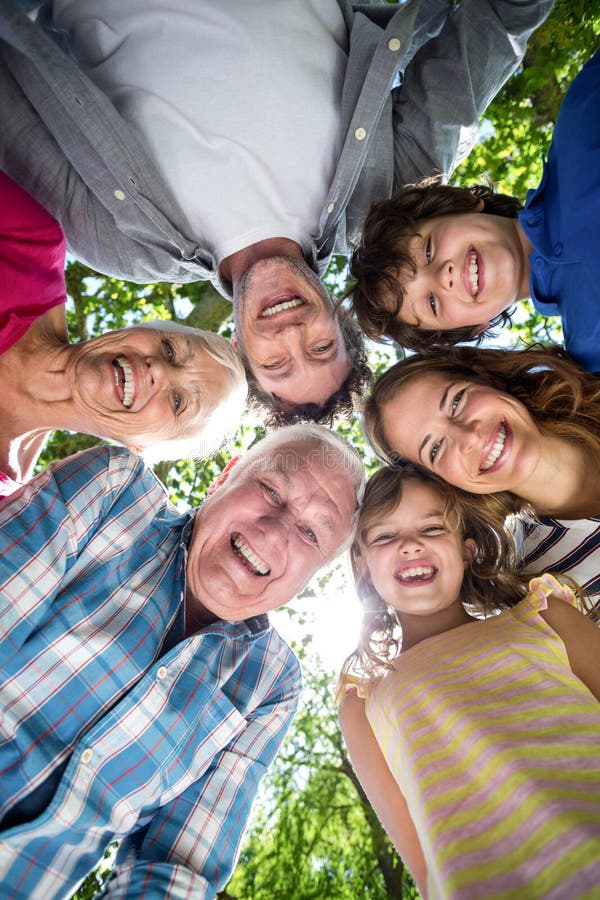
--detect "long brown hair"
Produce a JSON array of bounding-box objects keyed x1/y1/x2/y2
[
  {"x1": 364, "y1": 344, "x2": 600, "y2": 517},
  {"x1": 342, "y1": 464, "x2": 529, "y2": 683}
]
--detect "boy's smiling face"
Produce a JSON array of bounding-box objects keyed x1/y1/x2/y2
[{"x1": 389, "y1": 211, "x2": 531, "y2": 332}]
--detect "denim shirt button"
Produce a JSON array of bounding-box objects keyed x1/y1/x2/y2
[
  {"x1": 553, "y1": 243, "x2": 563, "y2": 255},
  {"x1": 387, "y1": 38, "x2": 401, "y2": 52},
  {"x1": 354, "y1": 127, "x2": 367, "y2": 141}
]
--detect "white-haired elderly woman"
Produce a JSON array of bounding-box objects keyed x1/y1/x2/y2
[{"x1": 0, "y1": 172, "x2": 247, "y2": 494}]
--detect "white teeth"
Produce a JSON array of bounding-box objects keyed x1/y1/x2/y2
[
  {"x1": 113, "y1": 356, "x2": 134, "y2": 408},
  {"x1": 232, "y1": 534, "x2": 270, "y2": 575},
  {"x1": 480, "y1": 423, "x2": 506, "y2": 471},
  {"x1": 397, "y1": 566, "x2": 435, "y2": 582},
  {"x1": 469, "y1": 250, "x2": 479, "y2": 297},
  {"x1": 260, "y1": 297, "x2": 304, "y2": 317}
]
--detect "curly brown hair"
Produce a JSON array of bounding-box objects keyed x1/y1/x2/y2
[
  {"x1": 348, "y1": 180, "x2": 523, "y2": 352},
  {"x1": 363, "y1": 344, "x2": 600, "y2": 518},
  {"x1": 342, "y1": 464, "x2": 529, "y2": 682}
]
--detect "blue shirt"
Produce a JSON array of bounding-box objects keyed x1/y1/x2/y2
[
  {"x1": 519, "y1": 49, "x2": 600, "y2": 375},
  {"x1": 0, "y1": 446, "x2": 301, "y2": 899}
]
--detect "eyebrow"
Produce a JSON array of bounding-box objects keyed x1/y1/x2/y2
[
  {"x1": 417, "y1": 386, "x2": 451, "y2": 463},
  {"x1": 418, "y1": 433, "x2": 431, "y2": 464},
  {"x1": 271, "y1": 467, "x2": 338, "y2": 534},
  {"x1": 365, "y1": 509, "x2": 444, "y2": 535},
  {"x1": 261, "y1": 349, "x2": 340, "y2": 382}
]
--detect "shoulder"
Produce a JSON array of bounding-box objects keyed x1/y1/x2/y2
[
  {"x1": 46, "y1": 445, "x2": 167, "y2": 508},
  {"x1": 520, "y1": 515, "x2": 600, "y2": 595},
  {"x1": 247, "y1": 623, "x2": 303, "y2": 704},
  {"x1": 339, "y1": 682, "x2": 367, "y2": 728}
]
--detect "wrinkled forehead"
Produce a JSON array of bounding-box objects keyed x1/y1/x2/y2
[
  {"x1": 247, "y1": 439, "x2": 356, "y2": 524},
  {"x1": 246, "y1": 438, "x2": 349, "y2": 482}
]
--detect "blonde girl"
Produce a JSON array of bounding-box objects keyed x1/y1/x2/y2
[{"x1": 339, "y1": 464, "x2": 600, "y2": 899}]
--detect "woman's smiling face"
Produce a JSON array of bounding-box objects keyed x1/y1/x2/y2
[
  {"x1": 67, "y1": 326, "x2": 232, "y2": 453},
  {"x1": 380, "y1": 371, "x2": 543, "y2": 496}
]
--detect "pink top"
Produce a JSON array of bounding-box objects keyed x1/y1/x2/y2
[
  {"x1": 0, "y1": 172, "x2": 67, "y2": 496},
  {"x1": 0, "y1": 171, "x2": 66, "y2": 355}
]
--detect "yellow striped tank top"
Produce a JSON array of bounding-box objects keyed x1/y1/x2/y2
[{"x1": 365, "y1": 575, "x2": 600, "y2": 899}]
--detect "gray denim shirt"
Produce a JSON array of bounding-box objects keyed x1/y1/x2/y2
[{"x1": 0, "y1": 0, "x2": 553, "y2": 295}]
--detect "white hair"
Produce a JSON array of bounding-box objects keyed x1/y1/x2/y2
[
  {"x1": 235, "y1": 424, "x2": 365, "y2": 553},
  {"x1": 136, "y1": 320, "x2": 247, "y2": 462}
]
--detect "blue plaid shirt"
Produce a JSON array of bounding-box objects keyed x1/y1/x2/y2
[{"x1": 0, "y1": 446, "x2": 301, "y2": 898}]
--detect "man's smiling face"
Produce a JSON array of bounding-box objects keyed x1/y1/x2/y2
[
  {"x1": 231, "y1": 256, "x2": 350, "y2": 408},
  {"x1": 185, "y1": 437, "x2": 357, "y2": 623}
]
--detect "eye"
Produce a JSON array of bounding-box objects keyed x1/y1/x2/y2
[
  {"x1": 429, "y1": 439, "x2": 442, "y2": 466},
  {"x1": 260, "y1": 482, "x2": 281, "y2": 504},
  {"x1": 422, "y1": 524, "x2": 445, "y2": 535},
  {"x1": 172, "y1": 392, "x2": 182, "y2": 413},
  {"x1": 370, "y1": 532, "x2": 394, "y2": 545},
  {"x1": 163, "y1": 339, "x2": 175, "y2": 363},
  {"x1": 425, "y1": 236, "x2": 432, "y2": 263},
  {"x1": 450, "y1": 388, "x2": 466, "y2": 415},
  {"x1": 300, "y1": 524, "x2": 318, "y2": 545},
  {"x1": 262, "y1": 359, "x2": 285, "y2": 370},
  {"x1": 312, "y1": 341, "x2": 334, "y2": 354},
  {"x1": 428, "y1": 293, "x2": 437, "y2": 316}
]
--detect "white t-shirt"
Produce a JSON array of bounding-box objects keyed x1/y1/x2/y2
[{"x1": 53, "y1": 0, "x2": 347, "y2": 265}]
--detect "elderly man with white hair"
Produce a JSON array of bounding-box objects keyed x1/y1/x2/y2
[{"x1": 0, "y1": 424, "x2": 364, "y2": 899}]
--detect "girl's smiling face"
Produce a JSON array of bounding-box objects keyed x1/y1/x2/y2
[
  {"x1": 363, "y1": 479, "x2": 474, "y2": 617},
  {"x1": 380, "y1": 372, "x2": 543, "y2": 496}
]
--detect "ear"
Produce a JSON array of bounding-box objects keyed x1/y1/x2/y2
[
  {"x1": 207, "y1": 455, "x2": 241, "y2": 496},
  {"x1": 230, "y1": 331, "x2": 239, "y2": 351},
  {"x1": 463, "y1": 537, "x2": 477, "y2": 567},
  {"x1": 472, "y1": 196, "x2": 485, "y2": 213},
  {"x1": 473, "y1": 320, "x2": 491, "y2": 336}
]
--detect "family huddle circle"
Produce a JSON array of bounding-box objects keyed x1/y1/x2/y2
[{"x1": 0, "y1": 2, "x2": 599, "y2": 899}]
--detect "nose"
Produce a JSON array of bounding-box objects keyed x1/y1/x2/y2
[
  {"x1": 259, "y1": 510, "x2": 291, "y2": 559},
  {"x1": 397, "y1": 534, "x2": 424, "y2": 554},
  {"x1": 145, "y1": 356, "x2": 168, "y2": 391},
  {"x1": 437, "y1": 259, "x2": 454, "y2": 291},
  {"x1": 452, "y1": 418, "x2": 480, "y2": 454},
  {"x1": 272, "y1": 320, "x2": 305, "y2": 343}
]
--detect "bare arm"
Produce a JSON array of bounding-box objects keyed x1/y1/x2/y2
[
  {"x1": 540, "y1": 594, "x2": 600, "y2": 701},
  {"x1": 339, "y1": 689, "x2": 428, "y2": 897}
]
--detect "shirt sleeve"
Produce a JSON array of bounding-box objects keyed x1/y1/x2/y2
[
  {"x1": 104, "y1": 648, "x2": 302, "y2": 899},
  {"x1": 0, "y1": 446, "x2": 157, "y2": 647},
  {"x1": 0, "y1": 170, "x2": 66, "y2": 355},
  {"x1": 391, "y1": 0, "x2": 555, "y2": 186}
]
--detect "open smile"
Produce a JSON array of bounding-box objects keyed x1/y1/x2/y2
[
  {"x1": 394, "y1": 564, "x2": 436, "y2": 585},
  {"x1": 231, "y1": 532, "x2": 271, "y2": 576},
  {"x1": 259, "y1": 296, "x2": 305, "y2": 318},
  {"x1": 463, "y1": 247, "x2": 483, "y2": 300},
  {"x1": 479, "y1": 420, "x2": 510, "y2": 473},
  {"x1": 113, "y1": 356, "x2": 135, "y2": 408}
]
